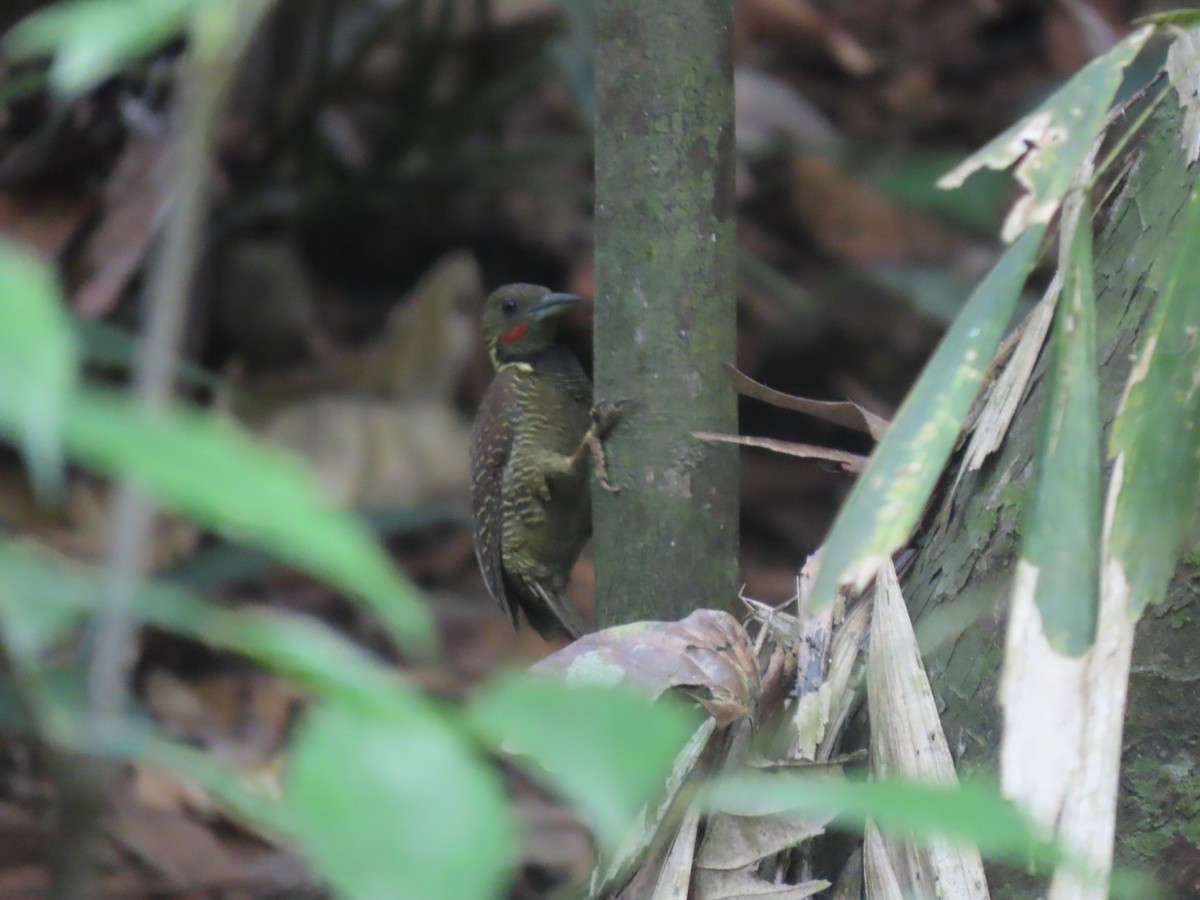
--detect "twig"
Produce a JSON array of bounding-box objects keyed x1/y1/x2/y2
[{"x1": 50, "y1": 5, "x2": 276, "y2": 898}]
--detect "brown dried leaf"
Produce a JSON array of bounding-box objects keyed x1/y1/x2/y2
[
  {"x1": 129, "y1": 765, "x2": 217, "y2": 818},
  {"x1": 815, "y1": 597, "x2": 870, "y2": 763},
  {"x1": 867, "y1": 560, "x2": 989, "y2": 899},
  {"x1": 724, "y1": 364, "x2": 889, "y2": 440},
  {"x1": 107, "y1": 801, "x2": 246, "y2": 887},
  {"x1": 692, "y1": 432, "x2": 867, "y2": 474},
  {"x1": 790, "y1": 156, "x2": 971, "y2": 265},
  {"x1": 863, "y1": 821, "x2": 905, "y2": 900},
  {"x1": 692, "y1": 867, "x2": 829, "y2": 899},
  {"x1": 72, "y1": 133, "x2": 170, "y2": 316},
  {"x1": 533, "y1": 610, "x2": 761, "y2": 726},
  {"x1": 258, "y1": 399, "x2": 471, "y2": 509},
  {"x1": 647, "y1": 804, "x2": 702, "y2": 900},
  {"x1": 241, "y1": 250, "x2": 482, "y2": 413},
  {"x1": 736, "y1": 0, "x2": 874, "y2": 74},
  {"x1": 143, "y1": 669, "x2": 299, "y2": 763},
  {"x1": 696, "y1": 810, "x2": 826, "y2": 872}
]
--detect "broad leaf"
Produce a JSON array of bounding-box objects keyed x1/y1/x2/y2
[
  {"x1": 939, "y1": 27, "x2": 1152, "y2": 240},
  {"x1": 809, "y1": 226, "x2": 1045, "y2": 610},
  {"x1": 1, "y1": 390, "x2": 434, "y2": 650},
  {"x1": 708, "y1": 775, "x2": 1046, "y2": 864},
  {"x1": 0, "y1": 240, "x2": 77, "y2": 494},
  {"x1": 288, "y1": 696, "x2": 517, "y2": 900},
  {"x1": 1021, "y1": 203, "x2": 1102, "y2": 653},
  {"x1": 1108, "y1": 172, "x2": 1200, "y2": 616},
  {"x1": 0, "y1": 543, "x2": 400, "y2": 703},
  {"x1": 468, "y1": 674, "x2": 697, "y2": 850},
  {"x1": 4, "y1": 0, "x2": 196, "y2": 96}
]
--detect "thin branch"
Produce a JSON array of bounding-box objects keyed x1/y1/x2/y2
[{"x1": 50, "y1": 5, "x2": 276, "y2": 898}]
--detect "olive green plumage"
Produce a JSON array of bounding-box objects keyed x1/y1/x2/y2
[{"x1": 470, "y1": 283, "x2": 599, "y2": 640}]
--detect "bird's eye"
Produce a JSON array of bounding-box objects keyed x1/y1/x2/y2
[{"x1": 500, "y1": 298, "x2": 518, "y2": 314}]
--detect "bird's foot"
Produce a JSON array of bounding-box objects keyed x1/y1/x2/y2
[
  {"x1": 586, "y1": 398, "x2": 628, "y2": 492},
  {"x1": 591, "y1": 398, "x2": 627, "y2": 437}
]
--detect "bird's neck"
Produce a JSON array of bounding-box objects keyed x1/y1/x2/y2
[{"x1": 490, "y1": 342, "x2": 559, "y2": 372}]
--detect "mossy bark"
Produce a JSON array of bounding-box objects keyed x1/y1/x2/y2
[
  {"x1": 592, "y1": 2, "x2": 739, "y2": 625},
  {"x1": 904, "y1": 102, "x2": 1200, "y2": 897}
]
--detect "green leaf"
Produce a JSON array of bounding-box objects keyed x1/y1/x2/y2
[
  {"x1": 0, "y1": 542, "x2": 401, "y2": 703},
  {"x1": 708, "y1": 775, "x2": 1049, "y2": 865},
  {"x1": 47, "y1": 389, "x2": 432, "y2": 650},
  {"x1": 810, "y1": 225, "x2": 1046, "y2": 609},
  {"x1": 1021, "y1": 205, "x2": 1102, "y2": 653},
  {"x1": 4, "y1": 0, "x2": 196, "y2": 96},
  {"x1": 867, "y1": 149, "x2": 1008, "y2": 234},
  {"x1": 467, "y1": 674, "x2": 698, "y2": 850},
  {"x1": 939, "y1": 27, "x2": 1152, "y2": 240},
  {"x1": 288, "y1": 697, "x2": 517, "y2": 900},
  {"x1": 162, "y1": 506, "x2": 468, "y2": 591},
  {"x1": 1134, "y1": 9, "x2": 1200, "y2": 28},
  {"x1": 1108, "y1": 172, "x2": 1200, "y2": 617},
  {"x1": 0, "y1": 568, "x2": 89, "y2": 664},
  {"x1": 75, "y1": 316, "x2": 227, "y2": 394},
  {"x1": 0, "y1": 240, "x2": 78, "y2": 494},
  {"x1": 0, "y1": 545, "x2": 513, "y2": 899}
]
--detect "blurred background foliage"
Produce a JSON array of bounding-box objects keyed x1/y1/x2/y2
[{"x1": 0, "y1": 0, "x2": 1186, "y2": 897}]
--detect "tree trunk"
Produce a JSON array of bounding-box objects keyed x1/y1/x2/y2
[
  {"x1": 592, "y1": 1, "x2": 739, "y2": 625},
  {"x1": 904, "y1": 101, "x2": 1200, "y2": 898}
]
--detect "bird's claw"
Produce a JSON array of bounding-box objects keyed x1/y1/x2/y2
[
  {"x1": 591, "y1": 398, "x2": 628, "y2": 437},
  {"x1": 586, "y1": 433, "x2": 619, "y2": 492},
  {"x1": 587, "y1": 398, "x2": 627, "y2": 491}
]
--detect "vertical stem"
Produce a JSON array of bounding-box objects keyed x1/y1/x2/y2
[
  {"x1": 86, "y1": 29, "x2": 220, "y2": 728},
  {"x1": 50, "y1": 6, "x2": 275, "y2": 897},
  {"x1": 593, "y1": 0, "x2": 739, "y2": 624}
]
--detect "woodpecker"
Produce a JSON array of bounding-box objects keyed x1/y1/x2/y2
[{"x1": 469, "y1": 284, "x2": 618, "y2": 640}]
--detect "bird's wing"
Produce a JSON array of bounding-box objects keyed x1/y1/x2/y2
[{"x1": 470, "y1": 370, "x2": 519, "y2": 627}]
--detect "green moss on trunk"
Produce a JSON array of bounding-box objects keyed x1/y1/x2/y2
[{"x1": 592, "y1": 2, "x2": 739, "y2": 624}]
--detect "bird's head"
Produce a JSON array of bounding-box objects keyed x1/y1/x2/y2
[{"x1": 481, "y1": 283, "x2": 580, "y2": 368}]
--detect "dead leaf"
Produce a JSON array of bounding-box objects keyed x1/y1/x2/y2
[
  {"x1": 129, "y1": 765, "x2": 217, "y2": 818},
  {"x1": 736, "y1": 0, "x2": 874, "y2": 74},
  {"x1": 107, "y1": 801, "x2": 246, "y2": 887},
  {"x1": 693, "y1": 431, "x2": 867, "y2": 475},
  {"x1": 240, "y1": 250, "x2": 482, "y2": 415},
  {"x1": 867, "y1": 560, "x2": 989, "y2": 899},
  {"x1": 258, "y1": 398, "x2": 471, "y2": 509},
  {"x1": 791, "y1": 156, "x2": 972, "y2": 265},
  {"x1": 697, "y1": 810, "x2": 826, "y2": 872},
  {"x1": 519, "y1": 796, "x2": 593, "y2": 877},
  {"x1": 691, "y1": 866, "x2": 828, "y2": 899},
  {"x1": 863, "y1": 820, "x2": 905, "y2": 900},
  {"x1": 828, "y1": 845, "x2": 863, "y2": 899},
  {"x1": 647, "y1": 804, "x2": 702, "y2": 899},
  {"x1": 724, "y1": 364, "x2": 889, "y2": 440},
  {"x1": 72, "y1": 132, "x2": 170, "y2": 317},
  {"x1": 533, "y1": 610, "x2": 761, "y2": 726},
  {"x1": 143, "y1": 668, "x2": 299, "y2": 764}
]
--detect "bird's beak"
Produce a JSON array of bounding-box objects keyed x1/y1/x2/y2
[{"x1": 531, "y1": 292, "x2": 581, "y2": 320}]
